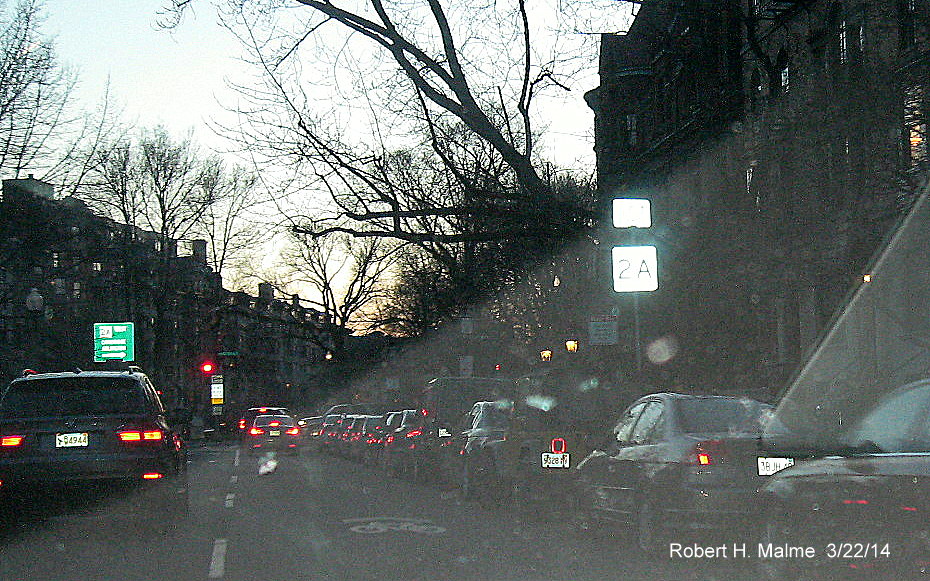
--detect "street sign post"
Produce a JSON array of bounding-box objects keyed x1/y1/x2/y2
[
  {"x1": 612, "y1": 198, "x2": 652, "y2": 228},
  {"x1": 93, "y1": 323, "x2": 135, "y2": 362}
]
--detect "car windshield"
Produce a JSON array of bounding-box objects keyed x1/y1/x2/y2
[
  {"x1": 3, "y1": 2, "x2": 928, "y2": 580},
  {"x1": 0, "y1": 377, "x2": 146, "y2": 418}
]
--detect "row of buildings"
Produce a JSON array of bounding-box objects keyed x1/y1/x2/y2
[
  {"x1": 585, "y1": 0, "x2": 930, "y2": 395},
  {"x1": 0, "y1": 176, "x2": 340, "y2": 413}
]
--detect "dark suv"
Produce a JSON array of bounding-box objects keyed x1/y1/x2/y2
[{"x1": 0, "y1": 369, "x2": 188, "y2": 518}]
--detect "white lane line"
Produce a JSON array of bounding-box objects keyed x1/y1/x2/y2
[
  {"x1": 208, "y1": 538, "x2": 228, "y2": 579},
  {"x1": 233, "y1": 449, "x2": 240, "y2": 467},
  {"x1": 224, "y1": 493, "x2": 235, "y2": 508},
  {"x1": 229, "y1": 475, "x2": 238, "y2": 485}
]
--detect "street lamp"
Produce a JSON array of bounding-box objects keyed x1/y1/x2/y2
[
  {"x1": 540, "y1": 349, "x2": 552, "y2": 362},
  {"x1": 565, "y1": 340, "x2": 578, "y2": 353}
]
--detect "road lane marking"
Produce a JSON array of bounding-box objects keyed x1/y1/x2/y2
[
  {"x1": 233, "y1": 449, "x2": 240, "y2": 467},
  {"x1": 224, "y1": 493, "x2": 235, "y2": 508},
  {"x1": 208, "y1": 539, "x2": 228, "y2": 578},
  {"x1": 229, "y1": 475, "x2": 238, "y2": 485}
]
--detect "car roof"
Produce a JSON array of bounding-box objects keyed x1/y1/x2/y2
[{"x1": 11, "y1": 370, "x2": 148, "y2": 382}]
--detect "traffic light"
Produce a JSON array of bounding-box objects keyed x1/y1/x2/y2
[{"x1": 200, "y1": 361, "x2": 215, "y2": 374}]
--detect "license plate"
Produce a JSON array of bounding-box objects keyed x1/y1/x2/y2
[
  {"x1": 56, "y1": 432, "x2": 89, "y2": 448},
  {"x1": 269, "y1": 430, "x2": 280, "y2": 436},
  {"x1": 542, "y1": 452, "x2": 570, "y2": 468},
  {"x1": 757, "y1": 456, "x2": 794, "y2": 476}
]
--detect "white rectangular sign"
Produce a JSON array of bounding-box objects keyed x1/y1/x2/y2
[
  {"x1": 612, "y1": 198, "x2": 652, "y2": 228},
  {"x1": 612, "y1": 246, "x2": 658, "y2": 292}
]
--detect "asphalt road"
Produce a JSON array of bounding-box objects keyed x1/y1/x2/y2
[{"x1": 0, "y1": 443, "x2": 762, "y2": 581}]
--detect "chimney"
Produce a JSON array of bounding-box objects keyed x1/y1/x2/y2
[
  {"x1": 291, "y1": 294, "x2": 300, "y2": 307},
  {"x1": 258, "y1": 282, "x2": 274, "y2": 301},
  {"x1": 192, "y1": 239, "x2": 207, "y2": 263}
]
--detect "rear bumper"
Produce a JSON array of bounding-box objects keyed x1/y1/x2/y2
[{"x1": 0, "y1": 452, "x2": 176, "y2": 484}]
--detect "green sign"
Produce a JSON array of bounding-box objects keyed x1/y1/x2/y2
[
  {"x1": 217, "y1": 351, "x2": 239, "y2": 357},
  {"x1": 94, "y1": 322, "x2": 135, "y2": 362}
]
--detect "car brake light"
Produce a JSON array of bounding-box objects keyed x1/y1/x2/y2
[
  {"x1": 270, "y1": 421, "x2": 280, "y2": 427},
  {"x1": 259, "y1": 408, "x2": 268, "y2": 412},
  {"x1": 691, "y1": 440, "x2": 725, "y2": 465},
  {"x1": 842, "y1": 499, "x2": 869, "y2": 505},
  {"x1": 143, "y1": 430, "x2": 162, "y2": 440},
  {"x1": 119, "y1": 431, "x2": 142, "y2": 442},
  {"x1": 238, "y1": 420, "x2": 246, "y2": 430},
  {"x1": 406, "y1": 429, "x2": 422, "y2": 438},
  {"x1": 286, "y1": 427, "x2": 300, "y2": 435},
  {"x1": 386, "y1": 435, "x2": 395, "y2": 444},
  {"x1": 1, "y1": 435, "x2": 24, "y2": 447},
  {"x1": 142, "y1": 472, "x2": 163, "y2": 479},
  {"x1": 249, "y1": 427, "x2": 265, "y2": 436},
  {"x1": 551, "y1": 438, "x2": 567, "y2": 454}
]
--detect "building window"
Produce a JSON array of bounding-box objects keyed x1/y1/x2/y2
[
  {"x1": 92, "y1": 262, "x2": 102, "y2": 272},
  {"x1": 72, "y1": 282, "x2": 81, "y2": 299},
  {"x1": 780, "y1": 65, "x2": 790, "y2": 93},
  {"x1": 51, "y1": 253, "x2": 59, "y2": 268}
]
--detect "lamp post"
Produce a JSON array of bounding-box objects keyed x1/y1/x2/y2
[{"x1": 23, "y1": 288, "x2": 44, "y2": 367}]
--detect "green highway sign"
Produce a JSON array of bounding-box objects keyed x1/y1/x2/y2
[
  {"x1": 93, "y1": 322, "x2": 135, "y2": 362},
  {"x1": 217, "y1": 351, "x2": 239, "y2": 356}
]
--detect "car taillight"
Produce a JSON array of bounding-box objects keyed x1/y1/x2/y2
[
  {"x1": 406, "y1": 429, "x2": 422, "y2": 438},
  {"x1": 238, "y1": 419, "x2": 246, "y2": 430},
  {"x1": 0, "y1": 435, "x2": 24, "y2": 447},
  {"x1": 249, "y1": 427, "x2": 265, "y2": 436},
  {"x1": 270, "y1": 421, "x2": 281, "y2": 427},
  {"x1": 119, "y1": 430, "x2": 162, "y2": 442},
  {"x1": 386, "y1": 435, "x2": 395, "y2": 444},
  {"x1": 286, "y1": 427, "x2": 300, "y2": 435},
  {"x1": 142, "y1": 472, "x2": 164, "y2": 479},
  {"x1": 690, "y1": 440, "x2": 726, "y2": 465},
  {"x1": 842, "y1": 499, "x2": 870, "y2": 505},
  {"x1": 551, "y1": 437, "x2": 567, "y2": 454}
]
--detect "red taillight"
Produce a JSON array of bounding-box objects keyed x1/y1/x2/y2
[
  {"x1": 286, "y1": 427, "x2": 300, "y2": 435},
  {"x1": 142, "y1": 472, "x2": 163, "y2": 480},
  {"x1": 238, "y1": 420, "x2": 246, "y2": 430},
  {"x1": 270, "y1": 421, "x2": 280, "y2": 427},
  {"x1": 249, "y1": 427, "x2": 265, "y2": 436},
  {"x1": 143, "y1": 430, "x2": 162, "y2": 440},
  {"x1": 691, "y1": 440, "x2": 725, "y2": 466},
  {"x1": 119, "y1": 431, "x2": 142, "y2": 442},
  {"x1": 842, "y1": 499, "x2": 869, "y2": 505},
  {"x1": 259, "y1": 408, "x2": 268, "y2": 412},
  {"x1": 903, "y1": 506, "x2": 918, "y2": 512},
  {"x1": 550, "y1": 438, "x2": 567, "y2": 454},
  {"x1": 406, "y1": 429, "x2": 422, "y2": 438},
  {"x1": 386, "y1": 435, "x2": 395, "y2": 444},
  {"x1": 0, "y1": 435, "x2": 24, "y2": 447},
  {"x1": 118, "y1": 430, "x2": 162, "y2": 442}
]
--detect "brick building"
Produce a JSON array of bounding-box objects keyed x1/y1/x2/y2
[
  {"x1": 587, "y1": 0, "x2": 929, "y2": 395},
  {"x1": 0, "y1": 177, "x2": 336, "y2": 411}
]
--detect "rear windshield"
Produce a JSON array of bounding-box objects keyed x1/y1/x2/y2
[
  {"x1": 0, "y1": 377, "x2": 147, "y2": 418},
  {"x1": 675, "y1": 398, "x2": 767, "y2": 434},
  {"x1": 475, "y1": 405, "x2": 510, "y2": 430},
  {"x1": 254, "y1": 415, "x2": 294, "y2": 427}
]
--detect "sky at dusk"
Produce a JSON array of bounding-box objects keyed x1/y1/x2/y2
[{"x1": 42, "y1": 0, "x2": 619, "y2": 171}]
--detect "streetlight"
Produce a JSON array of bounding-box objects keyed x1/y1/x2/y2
[
  {"x1": 565, "y1": 340, "x2": 579, "y2": 353},
  {"x1": 540, "y1": 349, "x2": 552, "y2": 362}
]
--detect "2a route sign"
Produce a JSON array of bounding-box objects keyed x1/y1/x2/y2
[
  {"x1": 93, "y1": 322, "x2": 135, "y2": 362},
  {"x1": 612, "y1": 246, "x2": 658, "y2": 292}
]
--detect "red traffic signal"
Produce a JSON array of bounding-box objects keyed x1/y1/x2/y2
[{"x1": 200, "y1": 361, "x2": 215, "y2": 374}]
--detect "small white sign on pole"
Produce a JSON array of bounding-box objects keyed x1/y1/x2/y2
[
  {"x1": 612, "y1": 246, "x2": 658, "y2": 292},
  {"x1": 612, "y1": 198, "x2": 652, "y2": 228}
]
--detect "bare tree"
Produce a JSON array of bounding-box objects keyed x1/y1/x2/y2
[
  {"x1": 0, "y1": 0, "x2": 82, "y2": 179},
  {"x1": 195, "y1": 158, "x2": 264, "y2": 276},
  {"x1": 284, "y1": 231, "x2": 398, "y2": 330}
]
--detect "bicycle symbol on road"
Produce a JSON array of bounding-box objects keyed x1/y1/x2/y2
[{"x1": 342, "y1": 517, "x2": 446, "y2": 534}]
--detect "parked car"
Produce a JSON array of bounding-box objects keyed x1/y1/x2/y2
[
  {"x1": 459, "y1": 395, "x2": 597, "y2": 512},
  {"x1": 0, "y1": 368, "x2": 188, "y2": 523},
  {"x1": 758, "y1": 378, "x2": 930, "y2": 579},
  {"x1": 573, "y1": 392, "x2": 772, "y2": 552},
  {"x1": 243, "y1": 414, "x2": 301, "y2": 453}
]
